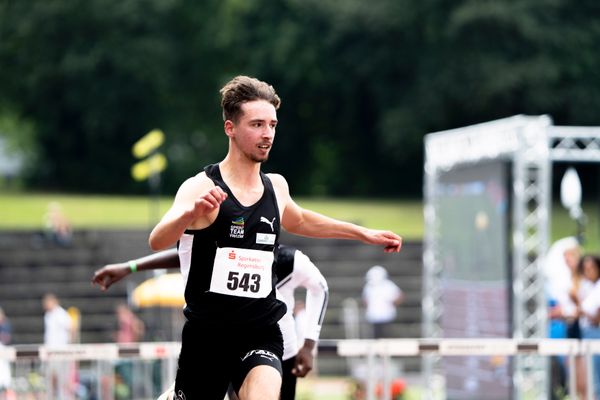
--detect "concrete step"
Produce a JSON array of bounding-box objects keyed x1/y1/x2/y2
[
  {"x1": 320, "y1": 323, "x2": 422, "y2": 339},
  {"x1": 326, "y1": 291, "x2": 424, "y2": 307},
  {"x1": 0, "y1": 230, "x2": 425, "y2": 348},
  {"x1": 324, "y1": 276, "x2": 422, "y2": 292}
]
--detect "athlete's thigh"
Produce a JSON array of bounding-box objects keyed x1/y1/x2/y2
[
  {"x1": 231, "y1": 323, "x2": 284, "y2": 395},
  {"x1": 238, "y1": 365, "x2": 282, "y2": 400},
  {"x1": 175, "y1": 321, "x2": 232, "y2": 400}
]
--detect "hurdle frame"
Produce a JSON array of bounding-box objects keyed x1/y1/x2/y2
[{"x1": 1, "y1": 339, "x2": 598, "y2": 400}]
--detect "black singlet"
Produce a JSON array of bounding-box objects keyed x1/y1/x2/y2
[{"x1": 178, "y1": 163, "x2": 286, "y2": 328}]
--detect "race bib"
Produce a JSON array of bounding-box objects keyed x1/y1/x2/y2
[{"x1": 209, "y1": 247, "x2": 274, "y2": 298}]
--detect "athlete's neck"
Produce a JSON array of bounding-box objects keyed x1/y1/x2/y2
[
  {"x1": 219, "y1": 157, "x2": 264, "y2": 206},
  {"x1": 220, "y1": 155, "x2": 262, "y2": 185}
]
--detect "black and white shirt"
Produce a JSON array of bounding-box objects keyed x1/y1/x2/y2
[{"x1": 276, "y1": 245, "x2": 329, "y2": 360}]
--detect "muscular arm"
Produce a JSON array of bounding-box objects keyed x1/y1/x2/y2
[
  {"x1": 270, "y1": 174, "x2": 402, "y2": 253},
  {"x1": 92, "y1": 248, "x2": 180, "y2": 291},
  {"x1": 149, "y1": 175, "x2": 227, "y2": 250}
]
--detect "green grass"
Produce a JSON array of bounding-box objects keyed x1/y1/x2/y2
[
  {"x1": 0, "y1": 192, "x2": 173, "y2": 230},
  {"x1": 0, "y1": 191, "x2": 598, "y2": 251},
  {"x1": 0, "y1": 192, "x2": 423, "y2": 239},
  {"x1": 293, "y1": 198, "x2": 424, "y2": 240},
  {"x1": 552, "y1": 203, "x2": 599, "y2": 252}
]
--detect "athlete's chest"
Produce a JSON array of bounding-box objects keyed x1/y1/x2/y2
[
  {"x1": 227, "y1": 185, "x2": 264, "y2": 207},
  {"x1": 217, "y1": 198, "x2": 279, "y2": 245}
]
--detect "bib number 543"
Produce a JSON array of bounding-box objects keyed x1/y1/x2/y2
[{"x1": 226, "y1": 271, "x2": 261, "y2": 293}]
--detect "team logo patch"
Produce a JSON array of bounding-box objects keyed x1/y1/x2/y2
[{"x1": 230, "y1": 217, "x2": 245, "y2": 238}]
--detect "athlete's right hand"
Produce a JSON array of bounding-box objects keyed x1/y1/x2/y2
[
  {"x1": 92, "y1": 263, "x2": 130, "y2": 291},
  {"x1": 150, "y1": 181, "x2": 228, "y2": 250},
  {"x1": 292, "y1": 340, "x2": 315, "y2": 377},
  {"x1": 183, "y1": 186, "x2": 228, "y2": 222}
]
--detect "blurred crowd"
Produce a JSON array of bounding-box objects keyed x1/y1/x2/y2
[
  {"x1": 0, "y1": 293, "x2": 146, "y2": 399},
  {"x1": 545, "y1": 237, "x2": 600, "y2": 399}
]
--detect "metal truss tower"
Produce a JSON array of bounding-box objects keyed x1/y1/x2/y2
[{"x1": 423, "y1": 115, "x2": 600, "y2": 399}]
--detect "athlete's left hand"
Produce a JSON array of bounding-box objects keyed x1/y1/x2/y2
[{"x1": 292, "y1": 340, "x2": 315, "y2": 377}]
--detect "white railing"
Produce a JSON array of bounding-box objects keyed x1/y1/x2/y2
[
  {"x1": 0, "y1": 342, "x2": 179, "y2": 400},
  {"x1": 1, "y1": 339, "x2": 599, "y2": 400},
  {"x1": 325, "y1": 338, "x2": 598, "y2": 400}
]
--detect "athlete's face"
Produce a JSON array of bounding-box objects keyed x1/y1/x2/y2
[{"x1": 226, "y1": 100, "x2": 277, "y2": 163}]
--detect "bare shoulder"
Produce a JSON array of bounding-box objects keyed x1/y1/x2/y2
[
  {"x1": 266, "y1": 173, "x2": 292, "y2": 217},
  {"x1": 191, "y1": 170, "x2": 213, "y2": 183},
  {"x1": 187, "y1": 171, "x2": 214, "y2": 188},
  {"x1": 266, "y1": 173, "x2": 289, "y2": 190},
  {"x1": 176, "y1": 172, "x2": 215, "y2": 198}
]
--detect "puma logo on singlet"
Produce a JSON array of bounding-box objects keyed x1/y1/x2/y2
[{"x1": 260, "y1": 216, "x2": 276, "y2": 232}]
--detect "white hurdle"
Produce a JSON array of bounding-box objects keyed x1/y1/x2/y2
[
  {"x1": 332, "y1": 338, "x2": 591, "y2": 400},
  {"x1": 0, "y1": 342, "x2": 180, "y2": 399},
  {"x1": 1, "y1": 339, "x2": 598, "y2": 399}
]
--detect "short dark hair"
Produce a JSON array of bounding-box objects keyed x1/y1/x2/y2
[
  {"x1": 220, "y1": 76, "x2": 281, "y2": 122},
  {"x1": 578, "y1": 254, "x2": 600, "y2": 276}
]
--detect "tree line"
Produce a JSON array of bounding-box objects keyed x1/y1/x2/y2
[{"x1": 1, "y1": 0, "x2": 599, "y2": 196}]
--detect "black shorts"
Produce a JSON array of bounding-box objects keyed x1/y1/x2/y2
[{"x1": 174, "y1": 320, "x2": 283, "y2": 400}]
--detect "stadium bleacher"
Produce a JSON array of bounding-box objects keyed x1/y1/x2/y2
[{"x1": 0, "y1": 230, "x2": 423, "y2": 374}]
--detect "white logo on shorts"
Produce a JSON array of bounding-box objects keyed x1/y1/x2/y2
[
  {"x1": 241, "y1": 349, "x2": 278, "y2": 362},
  {"x1": 176, "y1": 390, "x2": 186, "y2": 400}
]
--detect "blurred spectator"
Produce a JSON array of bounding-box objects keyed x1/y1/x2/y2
[
  {"x1": 545, "y1": 237, "x2": 581, "y2": 336},
  {"x1": 67, "y1": 307, "x2": 81, "y2": 344},
  {"x1": 42, "y1": 293, "x2": 76, "y2": 399},
  {"x1": 42, "y1": 293, "x2": 73, "y2": 346},
  {"x1": 0, "y1": 307, "x2": 11, "y2": 397},
  {"x1": 362, "y1": 265, "x2": 404, "y2": 339},
  {"x1": 114, "y1": 303, "x2": 145, "y2": 344},
  {"x1": 578, "y1": 255, "x2": 600, "y2": 399},
  {"x1": 544, "y1": 237, "x2": 582, "y2": 399},
  {"x1": 0, "y1": 307, "x2": 11, "y2": 345},
  {"x1": 0, "y1": 341, "x2": 10, "y2": 398},
  {"x1": 113, "y1": 304, "x2": 145, "y2": 400},
  {"x1": 567, "y1": 254, "x2": 599, "y2": 400},
  {"x1": 44, "y1": 202, "x2": 72, "y2": 246}
]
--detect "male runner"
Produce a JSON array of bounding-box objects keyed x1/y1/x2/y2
[
  {"x1": 147, "y1": 75, "x2": 402, "y2": 399},
  {"x1": 92, "y1": 244, "x2": 328, "y2": 400}
]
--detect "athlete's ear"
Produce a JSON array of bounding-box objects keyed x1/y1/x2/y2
[{"x1": 224, "y1": 120, "x2": 235, "y2": 138}]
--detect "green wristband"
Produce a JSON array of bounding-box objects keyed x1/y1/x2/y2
[{"x1": 128, "y1": 260, "x2": 138, "y2": 273}]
